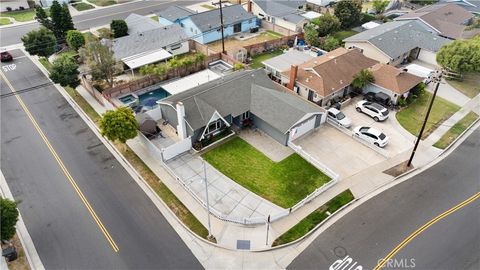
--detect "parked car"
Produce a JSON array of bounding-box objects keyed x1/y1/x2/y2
[
  {"x1": 0, "y1": 50, "x2": 13, "y2": 62},
  {"x1": 353, "y1": 126, "x2": 389, "y2": 147},
  {"x1": 356, "y1": 100, "x2": 389, "y2": 122},
  {"x1": 327, "y1": 107, "x2": 352, "y2": 128},
  {"x1": 363, "y1": 91, "x2": 391, "y2": 106}
]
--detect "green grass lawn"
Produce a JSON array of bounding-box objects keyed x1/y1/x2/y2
[
  {"x1": 433, "y1": 112, "x2": 479, "y2": 149},
  {"x1": 73, "y1": 2, "x2": 96, "y2": 11},
  {"x1": 0, "y1": 17, "x2": 11, "y2": 25},
  {"x1": 150, "y1": 15, "x2": 158, "y2": 22},
  {"x1": 396, "y1": 91, "x2": 461, "y2": 139},
  {"x1": 447, "y1": 73, "x2": 480, "y2": 98},
  {"x1": 266, "y1": 30, "x2": 284, "y2": 38},
  {"x1": 273, "y1": 190, "x2": 354, "y2": 246},
  {"x1": 249, "y1": 49, "x2": 283, "y2": 69},
  {"x1": 202, "y1": 137, "x2": 332, "y2": 208},
  {"x1": 39, "y1": 57, "x2": 52, "y2": 73},
  {"x1": 87, "y1": 0, "x2": 116, "y2": 6},
  {"x1": 332, "y1": 30, "x2": 357, "y2": 42},
  {"x1": 0, "y1": 9, "x2": 37, "y2": 22}
]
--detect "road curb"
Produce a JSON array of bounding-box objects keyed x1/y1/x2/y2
[{"x1": 0, "y1": 171, "x2": 45, "y2": 270}]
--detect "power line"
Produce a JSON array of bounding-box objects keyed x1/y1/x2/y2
[{"x1": 0, "y1": 82, "x2": 53, "y2": 99}]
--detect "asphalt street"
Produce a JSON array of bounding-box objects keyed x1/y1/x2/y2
[
  {"x1": 288, "y1": 128, "x2": 480, "y2": 270},
  {"x1": 1, "y1": 49, "x2": 202, "y2": 269},
  {"x1": 0, "y1": 0, "x2": 200, "y2": 46}
]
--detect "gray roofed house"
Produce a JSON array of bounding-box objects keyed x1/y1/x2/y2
[
  {"x1": 262, "y1": 50, "x2": 314, "y2": 81},
  {"x1": 344, "y1": 21, "x2": 451, "y2": 66},
  {"x1": 111, "y1": 24, "x2": 189, "y2": 69},
  {"x1": 125, "y1": 13, "x2": 162, "y2": 34},
  {"x1": 187, "y1": 4, "x2": 256, "y2": 32},
  {"x1": 157, "y1": 5, "x2": 195, "y2": 24},
  {"x1": 159, "y1": 69, "x2": 324, "y2": 145},
  {"x1": 250, "y1": 0, "x2": 311, "y2": 32}
]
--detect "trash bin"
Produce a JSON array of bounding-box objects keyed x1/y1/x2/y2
[{"x1": 2, "y1": 246, "x2": 18, "y2": 262}]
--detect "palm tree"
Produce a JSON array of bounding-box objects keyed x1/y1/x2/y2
[{"x1": 351, "y1": 69, "x2": 375, "y2": 90}]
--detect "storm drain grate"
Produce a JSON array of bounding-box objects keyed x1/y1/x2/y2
[{"x1": 236, "y1": 240, "x2": 251, "y2": 250}]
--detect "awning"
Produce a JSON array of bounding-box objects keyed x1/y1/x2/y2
[{"x1": 123, "y1": 49, "x2": 173, "y2": 69}]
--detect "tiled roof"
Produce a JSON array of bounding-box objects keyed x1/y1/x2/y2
[{"x1": 369, "y1": 64, "x2": 424, "y2": 94}]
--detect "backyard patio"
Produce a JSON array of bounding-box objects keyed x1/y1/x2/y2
[{"x1": 207, "y1": 30, "x2": 284, "y2": 53}]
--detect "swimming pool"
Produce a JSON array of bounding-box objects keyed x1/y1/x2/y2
[{"x1": 119, "y1": 87, "x2": 170, "y2": 108}]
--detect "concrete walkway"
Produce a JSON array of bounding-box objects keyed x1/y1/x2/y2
[{"x1": 426, "y1": 81, "x2": 471, "y2": 107}]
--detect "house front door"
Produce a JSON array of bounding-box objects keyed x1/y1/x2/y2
[{"x1": 308, "y1": 90, "x2": 315, "y2": 102}]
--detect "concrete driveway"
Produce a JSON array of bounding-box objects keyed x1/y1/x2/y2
[{"x1": 342, "y1": 97, "x2": 416, "y2": 158}]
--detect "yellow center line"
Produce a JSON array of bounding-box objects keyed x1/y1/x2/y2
[
  {"x1": 1, "y1": 71, "x2": 119, "y2": 253},
  {"x1": 374, "y1": 192, "x2": 480, "y2": 270}
]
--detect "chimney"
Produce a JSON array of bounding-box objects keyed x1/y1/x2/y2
[
  {"x1": 247, "y1": 0, "x2": 252, "y2": 12},
  {"x1": 287, "y1": 65, "x2": 298, "y2": 91},
  {"x1": 176, "y1": 102, "x2": 187, "y2": 140}
]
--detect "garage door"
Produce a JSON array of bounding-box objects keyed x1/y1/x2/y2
[
  {"x1": 417, "y1": 49, "x2": 437, "y2": 66},
  {"x1": 289, "y1": 116, "x2": 315, "y2": 141}
]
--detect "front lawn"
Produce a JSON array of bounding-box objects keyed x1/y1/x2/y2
[
  {"x1": 202, "y1": 137, "x2": 331, "y2": 208},
  {"x1": 87, "y1": 0, "x2": 116, "y2": 6},
  {"x1": 0, "y1": 9, "x2": 37, "y2": 22},
  {"x1": 272, "y1": 189, "x2": 354, "y2": 246},
  {"x1": 249, "y1": 49, "x2": 283, "y2": 69},
  {"x1": 0, "y1": 17, "x2": 11, "y2": 25},
  {"x1": 396, "y1": 90, "x2": 460, "y2": 139},
  {"x1": 73, "y1": 2, "x2": 95, "y2": 11},
  {"x1": 433, "y1": 112, "x2": 479, "y2": 149},
  {"x1": 447, "y1": 73, "x2": 480, "y2": 98}
]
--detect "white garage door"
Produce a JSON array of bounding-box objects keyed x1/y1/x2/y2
[
  {"x1": 289, "y1": 116, "x2": 315, "y2": 141},
  {"x1": 417, "y1": 49, "x2": 437, "y2": 66}
]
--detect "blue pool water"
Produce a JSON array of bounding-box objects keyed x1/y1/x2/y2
[
  {"x1": 138, "y1": 88, "x2": 170, "y2": 106},
  {"x1": 119, "y1": 94, "x2": 136, "y2": 104}
]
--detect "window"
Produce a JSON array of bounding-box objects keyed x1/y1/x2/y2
[
  {"x1": 233, "y1": 23, "x2": 241, "y2": 33},
  {"x1": 205, "y1": 120, "x2": 222, "y2": 135},
  {"x1": 170, "y1": 43, "x2": 182, "y2": 50},
  {"x1": 190, "y1": 27, "x2": 193, "y2": 32},
  {"x1": 180, "y1": 23, "x2": 184, "y2": 27},
  {"x1": 242, "y1": 111, "x2": 250, "y2": 120}
]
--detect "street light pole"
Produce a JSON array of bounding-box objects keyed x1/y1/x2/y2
[
  {"x1": 203, "y1": 161, "x2": 212, "y2": 238},
  {"x1": 407, "y1": 71, "x2": 442, "y2": 167}
]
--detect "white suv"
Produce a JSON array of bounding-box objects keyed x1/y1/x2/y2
[
  {"x1": 353, "y1": 126, "x2": 389, "y2": 147},
  {"x1": 355, "y1": 100, "x2": 389, "y2": 122},
  {"x1": 327, "y1": 108, "x2": 352, "y2": 128}
]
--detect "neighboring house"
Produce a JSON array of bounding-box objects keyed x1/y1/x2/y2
[
  {"x1": 125, "y1": 13, "x2": 162, "y2": 34},
  {"x1": 394, "y1": 3, "x2": 474, "y2": 39},
  {"x1": 1, "y1": 0, "x2": 29, "y2": 11},
  {"x1": 262, "y1": 50, "x2": 314, "y2": 83},
  {"x1": 110, "y1": 24, "x2": 189, "y2": 70},
  {"x1": 248, "y1": 0, "x2": 313, "y2": 32},
  {"x1": 282, "y1": 48, "x2": 378, "y2": 107},
  {"x1": 344, "y1": 21, "x2": 451, "y2": 67},
  {"x1": 159, "y1": 4, "x2": 258, "y2": 44},
  {"x1": 157, "y1": 5, "x2": 195, "y2": 26},
  {"x1": 36, "y1": 0, "x2": 69, "y2": 7},
  {"x1": 306, "y1": 0, "x2": 337, "y2": 11},
  {"x1": 439, "y1": 0, "x2": 480, "y2": 15},
  {"x1": 159, "y1": 69, "x2": 325, "y2": 146},
  {"x1": 365, "y1": 63, "x2": 424, "y2": 104}
]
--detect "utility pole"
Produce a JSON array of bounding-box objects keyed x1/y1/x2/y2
[
  {"x1": 203, "y1": 161, "x2": 212, "y2": 238},
  {"x1": 407, "y1": 71, "x2": 442, "y2": 167},
  {"x1": 218, "y1": 0, "x2": 226, "y2": 54}
]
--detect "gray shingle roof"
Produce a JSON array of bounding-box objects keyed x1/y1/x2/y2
[
  {"x1": 254, "y1": 0, "x2": 306, "y2": 16},
  {"x1": 344, "y1": 21, "x2": 452, "y2": 59},
  {"x1": 161, "y1": 69, "x2": 321, "y2": 133},
  {"x1": 188, "y1": 4, "x2": 256, "y2": 32},
  {"x1": 111, "y1": 24, "x2": 188, "y2": 60},
  {"x1": 125, "y1": 13, "x2": 162, "y2": 34},
  {"x1": 157, "y1": 5, "x2": 195, "y2": 22}
]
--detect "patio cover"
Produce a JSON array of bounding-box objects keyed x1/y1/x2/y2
[{"x1": 123, "y1": 49, "x2": 172, "y2": 69}]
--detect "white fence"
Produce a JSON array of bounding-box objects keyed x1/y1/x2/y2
[
  {"x1": 327, "y1": 119, "x2": 389, "y2": 157},
  {"x1": 162, "y1": 137, "x2": 192, "y2": 161}
]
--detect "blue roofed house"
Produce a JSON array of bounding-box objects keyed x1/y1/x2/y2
[{"x1": 158, "y1": 4, "x2": 258, "y2": 44}]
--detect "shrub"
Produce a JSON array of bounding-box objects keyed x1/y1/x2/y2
[
  {"x1": 6, "y1": 7, "x2": 12, "y2": 11},
  {"x1": 233, "y1": 63, "x2": 244, "y2": 71},
  {"x1": 398, "y1": 98, "x2": 407, "y2": 107},
  {"x1": 50, "y1": 54, "x2": 80, "y2": 87},
  {"x1": 110, "y1": 19, "x2": 128, "y2": 38},
  {"x1": 66, "y1": 30, "x2": 85, "y2": 51}
]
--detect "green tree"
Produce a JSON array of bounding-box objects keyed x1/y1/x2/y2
[
  {"x1": 110, "y1": 20, "x2": 128, "y2": 38},
  {"x1": 1, "y1": 198, "x2": 19, "y2": 241},
  {"x1": 50, "y1": 54, "x2": 80, "y2": 87},
  {"x1": 334, "y1": 0, "x2": 362, "y2": 29},
  {"x1": 304, "y1": 24, "x2": 320, "y2": 46},
  {"x1": 99, "y1": 107, "x2": 138, "y2": 143},
  {"x1": 48, "y1": 0, "x2": 75, "y2": 41},
  {"x1": 35, "y1": 5, "x2": 52, "y2": 29},
  {"x1": 79, "y1": 39, "x2": 122, "y2": 87},
  {"x1": 372, "y1": 0, "x2": 389, "y2": 14},
  {"x1": 61, "y1": 3, "x2": 75, "y2": 33},
  {"x1": 436, "y1": 36, "x2": 480, "y2": 73},
  {"x1": 66, "y1": 30, "x2": 85, "y2": 51},
  {"x1": 22, "y1": 27, "x2": 57, "y2": 57},
  {"x1": 352, "y1": 69, "x2": 375, "y2": 89},
  {"x1": 311, "y1": 13, "x2": 341, "y2": 37},
  {"x1": 321, "y1": 35, "x2": 340, "y2": 51}
]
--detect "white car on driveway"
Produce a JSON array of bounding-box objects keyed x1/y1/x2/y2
[
  {"x1": 355, "y1": 100, "x2": 389, "y2": 122},
  {"x1": 327, "y1": 107, "x2": 352, "y2": 128},
  {"x1": 353, "y1": 126, "x2": 389, "y2": 147}
]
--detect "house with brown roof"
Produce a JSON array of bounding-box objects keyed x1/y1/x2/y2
[
  {"x1": 281, "y1": 48, "x2": 378, "y2": 106},
  {"x1": 281, "y1": 47, "x2": 423, "y2": 106},
  {"x1": 394, "y1": 3, "x2": 474, "y2": 39},
  {"x1": 365, "y1": 64, "x2": 424, "y2": 104}
]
